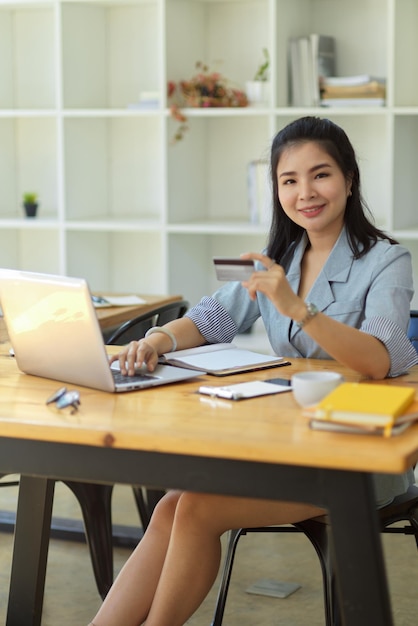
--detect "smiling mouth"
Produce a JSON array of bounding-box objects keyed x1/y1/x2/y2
[{"x1": 300, "y1": 205, "x2": 324, "y2": 215}]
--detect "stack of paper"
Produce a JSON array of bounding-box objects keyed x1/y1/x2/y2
[{"x1": 320, "y1": 75, "x2": 386, "y2": 107}]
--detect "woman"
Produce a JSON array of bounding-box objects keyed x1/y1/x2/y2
[{"x1": 88, "y1": 116, "x2": 418, "y2": 626}]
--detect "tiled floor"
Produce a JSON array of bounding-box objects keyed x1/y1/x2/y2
[{"x1": 0, "y1": 477, "x2": 417, "y2": 625}]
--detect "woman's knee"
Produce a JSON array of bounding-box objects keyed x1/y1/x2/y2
[
  {"x1": 149, "y1": 490, "x2": 182, "y2": 532},
  {"x1": 174, "y1": 492, "x2": 227, "y2": 535}
]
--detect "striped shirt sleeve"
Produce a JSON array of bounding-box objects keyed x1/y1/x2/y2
[
  {"x1": 361, "y1": 316, "x2": 418, "y2": 377},
  {"x1": 185, "y1": 296, "x2": 238, "y2": 344}
]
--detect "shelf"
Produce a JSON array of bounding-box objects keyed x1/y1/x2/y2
[
  {"x1": 1, "y1": 0, "x2": 418, "y2": 310},
  {"x1": 0, "y1": 2, "x2": 56, "y2": 110},
  {"x1": 61, "y1": 1, "x2": 161, "y2": 110},
  {"x1": 167, "y1": 221, "x2": 268, "y2": 235}
]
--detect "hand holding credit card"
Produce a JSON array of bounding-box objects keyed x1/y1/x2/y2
[{"x1": 213, "y1": 257, "x2": 255, "y2": 281}]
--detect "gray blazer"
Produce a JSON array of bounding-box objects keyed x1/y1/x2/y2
[{"x1": 189, "y1": 227, "x2": 418, "y2": 377}]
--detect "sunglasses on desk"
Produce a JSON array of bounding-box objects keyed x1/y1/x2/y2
[{"x1": 46, "y1": 387, "x2": 81, "y2": 414}]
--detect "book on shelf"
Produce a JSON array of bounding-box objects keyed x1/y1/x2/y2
[
  {"x1": 288, "y1": 34, "x2": 336, "y2": 107},
  {"x1": 159, "y1": 343, "x2": 290, "y2": 376},
  {"x1": 319, "y1": 75, "x2": 386, "y2": 107},
  {"x1": 299, "y1": 36, "x2": 315, "y2": 107},
  {"x1": 320, "y1": 98, "x2": 385, "y2": 108},
  {"x1": 322, "y1": 74, "x2": 385, "y2": 87},
  {"x1": 247, "y1": 160, "x2": 272, "y2": 225},
  {"x1": 305, "y1": 382, "x2": 418, "y2": 437},
  {"x1": 321, "y1": 81, "x2": 386, "y2": 100}
]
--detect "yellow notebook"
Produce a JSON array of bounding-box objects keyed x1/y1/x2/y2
[{"x1": 311, "y1": 382, "x2": 416, "y2": 435}]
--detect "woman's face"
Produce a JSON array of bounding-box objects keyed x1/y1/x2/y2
[{"x1": 276, "y1": 141, "x2": 352, "y2": 238}]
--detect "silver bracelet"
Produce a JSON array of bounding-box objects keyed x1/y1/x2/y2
[
  {"x1": 145, "y1": 326, "x2": 177, "y2": 352},
  {"x1": 296, "y1": 302, "x2": 319, "y2": 329}
]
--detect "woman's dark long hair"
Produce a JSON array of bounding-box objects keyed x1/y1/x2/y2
[{"x1": 267, "y1": 116, "x2": 397, "y2": 265}]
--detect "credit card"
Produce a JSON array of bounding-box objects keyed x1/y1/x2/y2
[{"x1": 213, "y1": 257, "x2": 255, "y2": 281}]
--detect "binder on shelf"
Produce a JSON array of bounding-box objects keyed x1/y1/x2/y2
[
  {"x1": 247, "y1": 160, "x2": 272, "y2": 226},
  {"x1": 299, "y1": 36, "x2": 315, "y2": 107},
  {"x1": 289, "y1": 36, "x2": 303, "y2": 106},
  {"x1": 310, "y1": 34, "x2": 336, "y2": 106},
  {"x1": 288, "y1": 34, "x2": 336, "y2": 107}
]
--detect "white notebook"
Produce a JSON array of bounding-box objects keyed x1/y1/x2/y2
[{"x1": 159, "y1": 343, "x2": 290, "y2": 376}]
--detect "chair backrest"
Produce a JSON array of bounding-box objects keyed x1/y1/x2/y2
[
  {"x1": 407, "y1": 310, "x2": 418, "y2": 352},
  {"x1": 105, "y1": 300, "x2": 189, "y2": 346}
]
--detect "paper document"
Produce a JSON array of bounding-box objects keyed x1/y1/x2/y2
[{"x1": 92, "y1": 295, "x2": 146, "y2": 308}]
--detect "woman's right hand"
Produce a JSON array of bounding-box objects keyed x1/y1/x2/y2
[{"x1": 109, "y1": 339, "x2": 159, "y2": 375}]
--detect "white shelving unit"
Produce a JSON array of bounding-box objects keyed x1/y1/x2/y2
[{"x1": 1, "y1": 0, "x2": 418, "y2": 307}]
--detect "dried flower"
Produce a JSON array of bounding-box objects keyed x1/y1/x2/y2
[{"x1": 168, "y1": 62, "x2": 248, "y2": 142}]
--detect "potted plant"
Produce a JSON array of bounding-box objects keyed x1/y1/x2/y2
[
  {"x1": 245, "y1": 48, "x2": 270, "y2": 106},
  {"x1": 22, "y1": 192, "x2": 39, "y2": 218}
]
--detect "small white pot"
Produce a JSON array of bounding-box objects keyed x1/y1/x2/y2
[{"x1": 245, "y1": 81, "x2": 270, "y2": 106}]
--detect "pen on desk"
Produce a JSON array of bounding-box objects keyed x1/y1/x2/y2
[
  {"x1": 216, "y1": 388, "x2": 244, "y2": 400},
  {"x1": 199, "y1": 385, "x2": 243, "y2": 400}
]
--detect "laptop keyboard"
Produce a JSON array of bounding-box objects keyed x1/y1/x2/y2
[{"x1": 112, "y1": 370, "x2": 158, "y2": 384}]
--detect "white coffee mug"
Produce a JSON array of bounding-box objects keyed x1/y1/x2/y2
[{"x1": 291, "y1": 371, "x2": 343, "y2": 408}]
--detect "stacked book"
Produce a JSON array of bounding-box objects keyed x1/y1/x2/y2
[
  {"x1": 320, "y1": 75, "x2": 386, "y2": 107},
  {"x1": 305, "y1": 382, "x2": 418, "y2": 437},
  {"x1": 288, "y1": 34, "x2": 336, "y2": 107}
]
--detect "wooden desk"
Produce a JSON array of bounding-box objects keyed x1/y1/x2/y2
[{"x1": 1, "y1": 349, "x2": 418, "y2": 625}]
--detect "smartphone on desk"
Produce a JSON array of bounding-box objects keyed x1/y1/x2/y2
[{"x1": 265, "y1": 377, "x2": 292, "y2": 389}]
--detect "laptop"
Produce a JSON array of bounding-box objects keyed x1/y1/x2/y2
[{"x1": 0, "y1": 269, "x2": 204, "y2": 392}]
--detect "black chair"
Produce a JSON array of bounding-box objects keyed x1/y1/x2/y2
[
  {"x1": 408, "y1": 310, "x2": 418, "y2": 351},
  {"x1": 211, "y1": 484, "x2": 418, "y2": 625},
  {"x1": 62, "y1": 299, "x2": 189, "y2": 599},
  {"x1": 103, "y1": 299, "x2": 189, "y2": 346}
]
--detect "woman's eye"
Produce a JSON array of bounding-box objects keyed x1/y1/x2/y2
[{"x1": 315, "y1": 171, "x2": 329, "y2": 179}]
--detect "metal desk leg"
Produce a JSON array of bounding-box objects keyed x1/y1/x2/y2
[
  {"x1": 7, "y1": 476, "x2": 55, "y2": 626},
  {"x1": 327, "y1": 471, "x2": 393, "y2": 626}
]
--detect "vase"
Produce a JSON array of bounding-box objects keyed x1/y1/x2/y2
[{"x1": 245, "y1": 81, "x2": 270, "y2": 106}]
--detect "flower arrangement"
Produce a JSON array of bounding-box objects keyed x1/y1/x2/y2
[{"x1": 168, "y1": 62, "x2": 248, "y2": 142}]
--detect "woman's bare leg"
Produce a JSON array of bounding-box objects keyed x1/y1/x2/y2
[
  {"x1": 90, "y1": 490, "x2": 325, "y2": 626},
  {"x1": 143, "y1": 492, "x2": 325, "y2": 626},
  {"x1": 91, "y1": 491, "x2": 182, "y2": 626}
]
